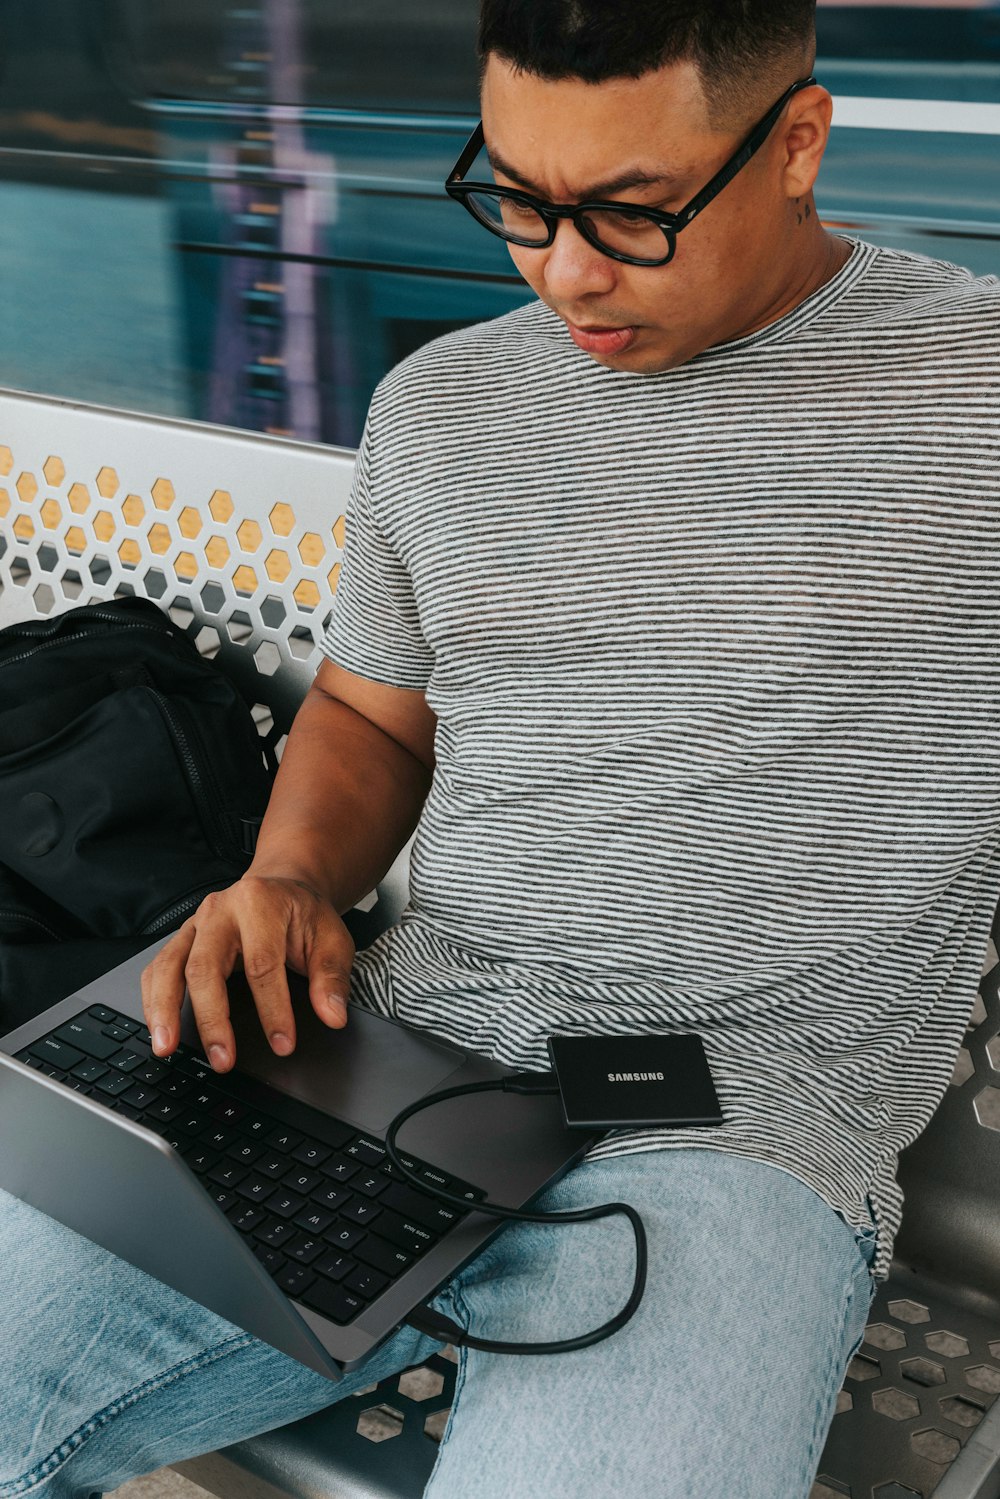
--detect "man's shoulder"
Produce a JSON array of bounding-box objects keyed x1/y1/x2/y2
[{"x1": 850, "y1": 241, "x2": 1000, "y2": 341}]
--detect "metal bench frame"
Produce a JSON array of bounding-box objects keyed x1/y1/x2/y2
[{"x1": 2, "y1": 387, "x2": 999, "y2": 1499}]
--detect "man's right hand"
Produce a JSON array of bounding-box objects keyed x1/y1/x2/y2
[{"x1": 140, "y1": 874, "x2": 355, "y2": 1073}]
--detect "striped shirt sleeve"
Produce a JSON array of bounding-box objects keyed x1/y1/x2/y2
[{"x1": 321, "y1": 405, "x2": 434, "y2": 690}]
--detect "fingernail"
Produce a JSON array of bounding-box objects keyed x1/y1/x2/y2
[
  {"x1": 271, "y1": 1031, "x2": 294, "y2": 1055},
  {"x1": 325, "y1": 995, "x2": 347, "y2": 1023},
  {"x1": 153, "y1": 1025, "x2": 171, "y2": 1053},
  {"x1": 208, "y1": 1043, "x2": 230, "y2": 1070}
]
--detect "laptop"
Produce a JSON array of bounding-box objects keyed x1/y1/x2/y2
[{"x1": 0, "y1": 940, "x2": 598, "y2": 1379}]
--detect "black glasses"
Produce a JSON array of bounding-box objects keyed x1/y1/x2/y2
[{"x1": 445, "y1": 77, "x2": 817, "y2": 267}]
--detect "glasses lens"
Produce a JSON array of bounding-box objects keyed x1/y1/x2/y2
[
  {"x1": 465, "y1": 190, "x2": 550, "y2": 245},
  {"x1": 580, "y1": 208, "x2": 673, "y2": 264}
]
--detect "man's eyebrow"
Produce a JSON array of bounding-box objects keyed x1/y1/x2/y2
[{"x1": 484, "y1": 146, "x2": 684, "y2": 201}]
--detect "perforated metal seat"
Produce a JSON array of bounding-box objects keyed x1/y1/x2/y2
[{"x1": 3, "y1": 387, "x2": 1000, "y2": 1499}]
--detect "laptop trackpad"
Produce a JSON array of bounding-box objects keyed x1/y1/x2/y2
[{"x1": 182, "y1": 971, "x2": 468, "y2": 1135}]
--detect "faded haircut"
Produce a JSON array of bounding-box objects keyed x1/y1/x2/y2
[{"x1": 477, "y1": 0, "x2": 817, "y2": 127}]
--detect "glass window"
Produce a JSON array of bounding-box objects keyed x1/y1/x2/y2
[{"x1": 817, "y1": 1, "x2": 1000, "y2": 64}]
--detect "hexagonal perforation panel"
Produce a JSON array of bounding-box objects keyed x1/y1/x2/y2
[
  {"x1": 813, "y1": 1275, "x2": 1000, "y2": 1498},
  {"x1": 0, "y1": 397, "x2": 354, "y2": 766}
]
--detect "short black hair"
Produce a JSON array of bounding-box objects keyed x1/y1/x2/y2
[{"x1": 477, "y1": 0, "x2": 817, "y2": 126}]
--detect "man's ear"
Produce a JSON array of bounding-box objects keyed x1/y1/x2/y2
[{"x1": 780, "y1": 84, "x2": 834, "y2": 199}]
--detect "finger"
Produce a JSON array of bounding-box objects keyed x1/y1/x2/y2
[
  {"x1": 305, "y1": 918, "x2": 355, "y2": 1029},
  {"x1": 141, "y1": 923, "x2": 197, "y2": 1057},
  {"x1": 237, "y1": 883, "x2": 298, "y2": 1054},
  {"x1": 174, "y1": 891, "x2": 240, "y2": 1071}
]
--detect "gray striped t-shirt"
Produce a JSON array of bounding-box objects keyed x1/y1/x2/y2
[{"x1": 323, "y1": 240, "x2": 1000, "y2": 1282}]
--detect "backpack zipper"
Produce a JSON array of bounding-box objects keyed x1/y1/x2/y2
[
  {"x1": 140, "y1": 885, "x2": 219, "y2": 936},
  {"x1": 143, "y1": 686, "x2": 244, "y2": 863},
  {"x1": 0, "y1": 613, "x2": 175, "y2": 675},
  {"x1": 0, "y1": 909, "x2": 65, "y2": 941}
]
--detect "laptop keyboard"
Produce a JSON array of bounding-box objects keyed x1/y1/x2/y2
[{"x1": 15, "y1": 1003, "x2": 485, "y2": 1328}]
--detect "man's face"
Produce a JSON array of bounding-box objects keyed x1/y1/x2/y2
[{"x1": 479, "y1": 55, "x2": 827, "y2": 373}]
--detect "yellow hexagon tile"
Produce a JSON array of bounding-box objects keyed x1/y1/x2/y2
[
  {"x1": 179, "y1": 506, "x2": 203, "y2": 539},
  {"x1": 0, "y1": 446, "x2": 12, "y2": 477},
  {"x1": 0, "y1": 489, "x2": 9, "y2": 518},
  {"x1": 147, "y1": 522, "x2": 171, "y2": 555},
  {"x1": 204, "y1": 535, "x2": 231, "y2": 569},
  {"x1": 118, "y1": 539, "x2": 141, "y2": 568},
  {"x1": 40, "y1": 499, "x2": 62, "y2": 530},
  {"x1": 237, "y1": 519, "x2": 263, "y2": 553},
  {"x1": 151, "y1": 477, "x2": 175, "y2": 510},
  {"x1": 13, "y1": 514, "x2": 35, "y2": 542},
  {"x1": 293, "y1": 578, "x2": 321, "y2": 609},
  {"x1": 233, "y1": 564, "x2": 258, "y2": 595},
  {"x1": 43, "y1": 456, "x2": 66, "y2": 487},
  {"x1": 174, "y1": 551, "x2": 197, "y2": 580},
  {"x1": 68, "y1": 482, "x2": 90, "y2": 514},
  {"x1": 269, "y1": 501, "x2": 295, "y2": 537},
  {"x1": 93, "y1": 511, "x2": 115, "y2": 543},
  {"x1": 265, "y1": 548, "x2": 291, "y2": 583},
  {"x1": 121, "y1": 494, "x2": 145, "y2": 526},
  {"x1": 16, "y1": 472, "x2": 38, "y2": 505},
  {"x1": 209, "y1": 489, "x2": 234, "y2": 523},
  {"x1": 298, "y1": 531, "x2": 325, "y2": 567},
  {"x1": 96, "y1": 466, "x2": 119, "y2": 499},
  {"x1": 65, "y1": 525, "x2": 87, "y2": 555},
  {"x1": 327, "y1": 562, "x2": 342, "y2": 593},
  {"x1": 331, "y1": 515, "x2": 346, "y2": 549}
]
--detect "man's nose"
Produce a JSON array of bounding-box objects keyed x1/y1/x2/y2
[{"x1": 540, "y1": 218, "x2": 618, "y2": 303}]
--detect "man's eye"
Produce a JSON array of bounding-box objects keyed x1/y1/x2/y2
[{"x1": 498, "y1": 196, "x2": 536, "y2": 219}]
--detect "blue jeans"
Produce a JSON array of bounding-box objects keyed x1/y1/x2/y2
[{"x1": 0, "y1": 1150, "x2": 876, "y2": 1499}]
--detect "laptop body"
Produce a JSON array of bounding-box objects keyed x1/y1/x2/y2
[{"x1": 0, "y1": 941, "x2": 599, "y2": 1379}]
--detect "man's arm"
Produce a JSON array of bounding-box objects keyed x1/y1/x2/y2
[{"x1": 141, "y1": 659, "x2": 435, "y2": 1072}]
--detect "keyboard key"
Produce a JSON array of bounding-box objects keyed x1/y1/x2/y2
[
  {"x1": 54, "y1": 1021, "x2": 120, "y2": 1061},
  {"x1": 102, "y1": 1023, "x2": 133, "y2": 1043},
  {"x1": 210, "y1": 1189, "x2": 238, "y2": 1213},
  {"x1": 174, "y1": 1111, "x2": 210, "y2": 1137},
  {"x1": 294, "y1": 1206, "x2": 334, "y2": 1235},
  {"x1": 211, "y1": 1100, "x2": 246, "y2": 1125},
  {"x1": 283, "y1": 1168, "x2": 321, "y2": 1196},
  {"x1": 322, "y1": 1155, "x2": 358, "y2": 1184},
  {"x1": 292, "y1": 1141, "x2": 331, "y2": 1169},
  {"x1": 175, "y1": 1055, "x2": 215, "y2": 1083},
  {"x1": 115, "y1": 1016, "x2": 141, "y2": 1035},
  {"x1": 29, "y1": 1035, "x2": 85, "y2": 1070},
  {"x1": 108, "y1": 1049, "x2": 144, "y2": 1074},
  {"x1": 353, "y1": 1172, "x2": 390, "y2": 1200},
  {"x1": 202, "y1": 1125, "x2": 239, "y2": 1152},
  {"x1": 71, "y1": 1056, "x2": 110, "y2": 1083},
  {"x1": 147, "y1": 1099, "x2": 182, "y2": 1124},
  {"x1": 266, "y1": 1126, "x2": 303, "y2": 1153},
  {"x1": 123, "y1": 1084, "x2": 160, "y2": 1110},
  {"x1": 373, "y1": 1210, "x2": 434, "y2": 1256},
  {"x1": 419, "y1": 1166, "x2": 451, "y2": 1190},
  {"x1": 355, "y1": 1237, "x2": 413, "y2": 1277},
  {"x1": 345, "y1": 1265, "x2": 388, "y2": 1301},
  {"x1": 257, "y1": 1154, "x2": 290, "y2": 1180},
  {"x1": 268, "y1": 1190, "x2": 305, "y2": 1220},
  {"x1": 240, "y1": 1114, "x2": 274, "y2": 1140},
  {"x1": 301, "y1": 1281, "x2": 364, "y2": 1325},
  {"x1": 314, "y1": 1250, "x2": 354, "y2": 1282},
  {"x1": 87, "y1": 1004, "x2": 118, "y2": 1024},
  {"x1": 325, "y1": 1222, "x2": 365, "y2": 1252},
  {"x1": 182, "y1": 1146, "x2": 219, "y2": 1175},
  {"x1": 133, "y1": 1061, "x2": 168, "y2": 1086},
  {"x1": 276, "y1": 1264, "x2": 317, "y2": 1298},
  {"x1": 157, "y1": 1074, "x2": 193, "y2": 1098},
  {"x1": 227, "y1": 1140, "x2": 264, "y2": 1167},
  {"x1": 208, "y1": 1161, "x2": 248, "y2": 1190},
  {"x1": 253, "y1": 1244, "x2": 286, "y2": 1275},
  {"x1": 286, "y1": 1234, "x2": 324, "y2": 1265},
  {"x1": 235, "y1": 1175, "x2": 276, "y2": 1206},
  {"x1": 229, "y1": 1203, "x2": 268, "y2": 1234},
  {"x1": 95, "y1": 1069, "x2": 135, "y2": 1098},
  {"x1": 342, "y1": 1199, "x2": 382, "y2": 1226},
  {"x1": 254, "y1": 1217, "x2": 296, "y2": 1249},
  {"x1": 382, "y1": 1183, "x2": 462, "y2": 1232},
  {"x1": 312, "y1": 1182, "x2": 352, "y2": 1213},
  {"x1": 345, "y1": 1138, "x2": 385, "y2": 1167}
]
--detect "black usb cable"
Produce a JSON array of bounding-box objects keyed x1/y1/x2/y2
[{"x1": 384, "y1": 1073, "x2": 648, "y2": 1356}]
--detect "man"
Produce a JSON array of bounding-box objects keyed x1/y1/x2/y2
[{"x1": 2, "y1": 1, "x2": 998, "y2": 1495}]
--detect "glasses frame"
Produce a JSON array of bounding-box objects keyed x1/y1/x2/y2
[{"x1": 445, "y1": 76, "x2": 817, "y2": 267}]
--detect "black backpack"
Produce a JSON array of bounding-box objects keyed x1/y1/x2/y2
[{"x1": 0, "y1": 596, "x2": 274, "y2": 1026}]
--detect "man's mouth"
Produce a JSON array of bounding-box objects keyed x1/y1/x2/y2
[{"x1": 565, "y1": 322, "x2": 638, "y2": 357}]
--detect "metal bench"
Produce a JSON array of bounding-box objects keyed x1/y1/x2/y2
[{"x1": 2, "y1": 386, "x2": 999, "y2": 1499}]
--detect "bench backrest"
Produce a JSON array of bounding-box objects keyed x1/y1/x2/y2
[{"x1": 2, "y1": 386, "x2": 999, "y2": 1309}]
